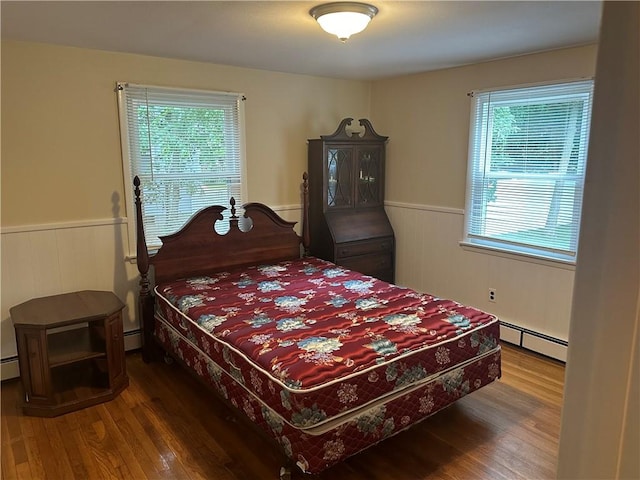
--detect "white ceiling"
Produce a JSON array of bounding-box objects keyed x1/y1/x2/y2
[{"x1": 1, "y1": 1, "x2": 602, "y2": 81}]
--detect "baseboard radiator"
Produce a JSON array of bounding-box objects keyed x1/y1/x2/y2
[{"x1": 499, "y1": 321, "x2": 568, "y2": 362}]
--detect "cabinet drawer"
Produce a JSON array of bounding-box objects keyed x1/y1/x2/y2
[
  {"x1": 339, "y1": 253, "x2": 392, "y2": 276},
  {"x1": 336, "y1": 238, "x2": 393, "y2": 258}
]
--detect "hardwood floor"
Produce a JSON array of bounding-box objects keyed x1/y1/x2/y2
[{"x1": 1, "y1": 343, "x2": 564, "y2": 479}]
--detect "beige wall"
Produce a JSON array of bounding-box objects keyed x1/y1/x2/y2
[
  {"x1": 371, "y1": 45, "x2": 597, "y2": 209},
  {"x1": 1, "y1": 40, "x2": 371, "y2": 227},
  {"x1": 0, "y1": 41, "x2": 371, "y2": 370},
  {"x1": 368, "y1": 46, "x2": 597, "y2": 355}
]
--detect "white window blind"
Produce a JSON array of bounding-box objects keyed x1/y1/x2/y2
[
  {"x1": 117, "y1": 82, "x2": 246, "y2": 250},
  {"x1": 463, "y1": 80, "x2": 593, "y2": 263}
]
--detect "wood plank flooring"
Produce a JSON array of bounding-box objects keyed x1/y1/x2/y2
[{"x1": 1, "y1": 343, "x2": 564, "y2": 479}]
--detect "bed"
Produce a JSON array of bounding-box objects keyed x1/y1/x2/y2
[{"x1": 133, "y1": 174, "x2": 501, "y2": 477}]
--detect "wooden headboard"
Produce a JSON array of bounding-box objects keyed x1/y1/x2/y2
[{"x1": 134, "y1": 173, "x2": 310, "y2": 361}]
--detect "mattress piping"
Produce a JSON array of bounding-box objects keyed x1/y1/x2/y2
[
  {"x1": 155, "y1": 311, "x2": 501, "y2": 435},
  {"x1": 154, "y1": 285, "x2": 500, "y2": 395}
]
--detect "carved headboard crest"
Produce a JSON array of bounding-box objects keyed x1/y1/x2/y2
[{"x1": 133, "y1": 173, "x2": 310, "y2": 285}]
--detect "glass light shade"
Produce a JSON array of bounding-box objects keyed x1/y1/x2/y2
[
  {"x1": 310, "y1": 2, "x2": 378, "y2": 42},
  {"x1": 316, "y1": 11, "x2": 371, "y2": 40}
]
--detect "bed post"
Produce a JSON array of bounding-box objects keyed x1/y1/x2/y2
[
  {"x1": 133, "y1": 176, "x2": 158, "y2": 362},
  {"x1": 302, "y1": 172, "x2": 310, "y2": 256}
]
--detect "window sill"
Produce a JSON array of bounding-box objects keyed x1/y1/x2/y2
[{"x1": 459, "y1": 241, "x2": 576, "y2": 270}]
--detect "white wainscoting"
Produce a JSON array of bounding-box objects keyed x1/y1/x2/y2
[
  {"x1": 2, "y1": 203, "x2": 572, "y2": 380},
  {"x1": 1, "y1": 218, "x2": 143, "y2": 380},
  {"x1": 385, "y1": 201, "x2": 574, "y2": 361}
]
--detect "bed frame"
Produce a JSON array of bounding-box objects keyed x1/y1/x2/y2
[
  {"x1": 133, "y1": 173, "x2": 501, "y2": 477},
  {"x1": 134, "y1": 173, "x2": 311, "y2": 363}
]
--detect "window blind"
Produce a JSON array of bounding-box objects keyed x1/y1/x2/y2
[
  {"x1": 464, "y1": 80, "x2": 593, "y2": 262},
  {"x1": 118, "y1": 83, "x2": 245, "y2": 249}
]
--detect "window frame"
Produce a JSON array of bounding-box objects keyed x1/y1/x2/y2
[
  {"x1": 462, "y1": 79, "x2": 594, "y2": 264},
  {"x1": 117, "y1": 82, "x2": 247, "y2": 257}
]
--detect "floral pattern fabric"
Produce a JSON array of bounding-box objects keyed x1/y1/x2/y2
[
  {"x1": 155, "y1": 257, "x2": 500, "y2": 430},
  {"x1": 155, "y1": 318, "x2": 501, "y2": 474}
]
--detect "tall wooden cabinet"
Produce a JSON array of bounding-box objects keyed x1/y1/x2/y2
[{"x1": 308, "y1": 118, "x2": 395, "y2": 283}]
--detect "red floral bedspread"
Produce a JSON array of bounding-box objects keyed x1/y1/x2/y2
[{"x1": 154, "y1": 257, "x2": 500, "y2": 430}]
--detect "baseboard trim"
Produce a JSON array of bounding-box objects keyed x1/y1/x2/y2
[
  {"x1": 123, "y1": 329, "x2": 142, "y2": 351},
  {"x1": 500, "y1": 321, "x2": 568, "y2": 362},
  {"x1": 0, "y1": 357, "x2": 20, "y2": 381},
  {"x1": 1, "y1": 330, "x2": 142, "y2": 381}
]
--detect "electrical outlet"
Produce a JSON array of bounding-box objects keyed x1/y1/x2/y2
[{"x1": 488, "y1": 288, "x2": 496, "y2": 303}]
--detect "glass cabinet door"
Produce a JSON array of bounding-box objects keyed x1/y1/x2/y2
[
  {"x1": 357, "y1": 147, "x2": 382, "y2": 206},
  {"x1": 327, "y1": 148, "x2": 353, "y2": 208}
]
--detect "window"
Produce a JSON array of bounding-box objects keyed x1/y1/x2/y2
[
  {"x1": 117, "y1": 83, "x2": 246, "y2": 251},
  {"x1": 463, "y1": 80, "x2": 594, "y2": 263}
]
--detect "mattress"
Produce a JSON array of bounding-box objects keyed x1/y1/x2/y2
[
  {"x1": 154, "y1": 257, "x2": 500, "y2": 435},
  {"x1": 154, "y1": 316, "x2": 501, "y2": 473}
]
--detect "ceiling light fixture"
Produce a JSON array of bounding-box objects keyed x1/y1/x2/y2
[{"x1": 310, "y1": 2, "x2": 378, "y2": 42}]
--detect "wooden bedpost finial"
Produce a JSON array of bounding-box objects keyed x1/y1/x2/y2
[
  {"x1": 134, "y1": 175, "x2": 141, "y2": 201},
  {"x1": 230, "y1": 197, "x2": 237, "y2": 219},
  {"x1": 229, "y1": 197, "x2": 239, "y2": 230}
]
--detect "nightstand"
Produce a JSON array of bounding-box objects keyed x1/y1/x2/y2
[{"x1": 10, "y1": 290, "x2": 128, "y2": 417}]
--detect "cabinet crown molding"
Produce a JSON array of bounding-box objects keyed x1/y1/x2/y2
[{"x1": 320, "y1": 118, "x2": 388, "y2": 142}]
